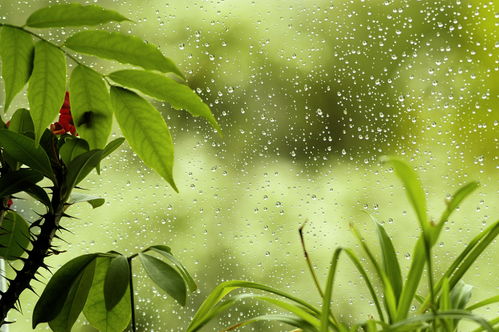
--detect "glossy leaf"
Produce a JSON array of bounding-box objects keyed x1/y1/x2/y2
[
  {"x1": 65, "y1": 150, "x2": 103, "y2": 191},
  {"x1": 28, "y1": 40, "x2": 66, "y2": 145},
  {"x1": 26, "y1": 4, "x2": 129, "y2": 28},
  {"x1": 104, "y1": 255, "x2": 129, "y2": 310},
  {"x1": 48, "y1": 260, "x2": 96, "y2": 332},
  {"x1": 110, "y1": 87, "x2": 177, "y2": 191},
  {"x1": 83, "y1": 257, "x2": 131, "y2": 332},
  {"x1": 65, "y1": 31, "x2": 183, "y2": 78},
  {"x1": 68, "y1": 193, "x2": 105, "y2": 209},
  {"x1": 60, "y1": 137, "x2": 89, "y2": 166},
  {"x1": 8, "y1": 108, "x2": 34, "y2": 134},
  {"x1": 0, "y1": 211, "x2": 30, "y2": 260},
  {"x1": 70, "y1": 65, "x2": 113, "y2": 149},
  {"x1": 33, "y1": 254, "x2": 98, "y2": 327},
  {"x1": 0, "y1": 26, "x2": 34, "y2": 112},
  {"x1": 139, "y1": 253, "x2": 187, "y2": 306},
  {"x1": 0, "y1": 130, "x2": 53, "y2": 180},
  {"x1": 24, "y1": 184, "x2": 51, "y2": 207},
  {"x1": 109, "y1": 70, "x2": 220, "y2": 132},
  {"x1": 0, "y1": 168, "x2": 43, "y2": 198}
]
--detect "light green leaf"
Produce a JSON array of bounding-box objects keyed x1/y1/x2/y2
[
  {"x1": 0, "y1": 211, "x2": 30, "y2": 261},
  {"x1": 33, "y1": 254, "x2": 98, "y2": 327},
  {"x1": 26, "y1": 4, "x2": 129, "y2": 28},
  {"x1": 28, "y1": 40, "x2": 66, "y2": 145},
  {"x1": 104, "y1": 255, "x2": 129, "y2": 310},
  {"x1": 376, "y1": 222, "x2": 403, "y2": 302},
  {"x1": 83, "y1": 257, "x2": 131, "y2": 332},
  {"x1": 68, "y1": 193, "x2": 105, "y2": 209},
  {"x1": 70, "y1": 65, "x2": 113, "y2": 149},
  {"x1": 110, "y1": 87, "x2": 177, "y2": 191},
  {"x1": 8, "y1": 108, "x2": 34, "y2": 134},
  {"x1": 108, "y1": 70, "x2": 220, "y2": 132},
  {"x1": 65, "y1": 31, "x2": 183, "y2": 78},
  {"x1": 59, "y1": 137, "x2": 89, "y2": 166},
  {"x1": 0, "y1": 129, "x2": 54, "y2": 180},
  {"x1": 48, "y1": 260, "x2": 96, "y2": 332},
  {"x1": 139, "y1": 253, "x2": 187, "y2": 306},
  {"x1": 0, "y1": 26, "x2": 34, "y2": 112}
]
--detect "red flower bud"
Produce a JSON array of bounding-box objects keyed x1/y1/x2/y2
[{"x1": 50, "y1": 92, "x2": 77, "y2": 136}]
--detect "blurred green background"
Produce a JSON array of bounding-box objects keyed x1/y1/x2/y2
[{"x1": 0, "y1": 0, "x2": 497, "y2": 331}]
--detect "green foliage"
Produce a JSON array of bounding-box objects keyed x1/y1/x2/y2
[
  {"x1": 189, "y1": 158, "x2": 498, "y2": 332},
  {"x1": 7, "y1": 108, "x2": 34, "y2": 134},
  {"x1": 0, "y1": 211, "x2": 30, "y2": 260},
  {"x1": 104, "y1": 255, "x2": 129, "y2": 310}
]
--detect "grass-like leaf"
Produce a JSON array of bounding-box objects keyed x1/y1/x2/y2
[
  {"x1": 70, "y1": 65, "x2": 113, "y2": 149},
  {"x1": 0, "y1": 26, "x2": 34, "y2": 112},
  {"x1": 108, "y1": 69, "x2": 220, "y2": 132},
  {"x1": 26, "y1": 4, "x2": 129, "y2": 28},
  {"x1": 110, "y1": 87, "x2": 177, "y2": 191},
  {"x1": 65, "y1": 31, "x2": 183, "y2": 78},
  {"x1": 0, "y1": 211, "x2": 30, "y2": 261},
  {"x1": 104, "y1": 255, "x2": 129, "y2": 310},
  {"x1": 466, "y1": 295, "x2": 499, "y2": 311},
  {"x1": 223, "y1": 314, "x2": 316, "y2": 332},
  {"x1": 28, "y1": 40, "x2": 66, "y2": 145}
]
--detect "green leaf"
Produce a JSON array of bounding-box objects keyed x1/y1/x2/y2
[
  {"x1": 68, "y1": 193, "x2": 105, "y2": 209},
  {"x1": 8, "y1": 108, "x2": 34, "y2": 134},
  {"x1": 376, "y1": 222, "x2": 403, "y2": 302},
  {"x1": 28, "y1": 40, "x2": 66, "y2": 145},
  {"x1": 108, "y1": 70, "x2": 220, "y2": 132},
  {"x1": 382, "y1": 157, "x2": 428, "y2": 232},
  {"x1": 65, "y1": 150, "x2": 103, "y2": 191},
  {"x1": 96, "y1": 137, "x2": 125, "y2": 174},
  {"x1": 104, "y1": 255, "x2": 129, "y2": 310},
  {"x1": 147, "y1": 245, "x2": 197, "y2": 292},
  {"x1": 83, "y1": 257, "x2": 131, "y2": 332},
  {"x1": 65, "y1": 31, "x2": 183, "y2": 78},
  {"x1": 33, "y1": 254, "x2": 98, "y2": 327},
  {"x1": 26, "y1": 4, "x2": 129, "y2": 28},
  {"x1": 0, "y1": 26, "x2": 34, "y2": 112},
  {"x1": 24, "y1": 184, "x2": 51, "y2": 207},
  {"x1": 0, "y1": 168, "x2": 43, "y2": 198},
  {"x1": 0, "y1": 130, "x2": 54, "y2": 180},
  {"x1": 110, "y1": 87, "x2": 177, "y2": 191},
  {"x1": 48, "y1": 259, "x2": 96, "y2": 332},
  {"x1": 0, "y1": 211, "x2": 30, "y2": 260},
  {"x1": 59, "y1": 137, "x2": 89, "y2": 166},
  {"x1": 138, "y1": 253, "x2": 187, "y2": 306},
  {"x1": 70, "y1": 65, "x2": 113, "y2": 149}
]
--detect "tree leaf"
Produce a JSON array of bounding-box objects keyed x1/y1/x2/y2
[
  {"x1": 8, "y1": 108, "x2": 34, "y2": 134},
  {"x1": 0, "y1": 26, "x2": 34, "y2": 112},
  {"x1": 83, "y1": 257, "x2": 131, "y2": 332},
  {"x1": 139, "y1": 253, "x2": 187, "y2": 306},
  {"x1": 59, "y1": 137, "x2": 90, "y2": 166},
  {"x1": 0, "y1": 129, "x2": 54, "y2": 181},
  {"x1": 26, "y1": 4, "x2": 129, "y2": 28},
  {"x1": 32, "y1": 254, "x2": 98, "y2": 327},
  {"x1": 0, "y1": 168, "x2": 43, "y2": 198},
  {"x1": 70, "y1": 65, "x2": 113, "y2": 149},
  {"x1": 28, "y1": 40, "x2": 66, "y2": 145},
  {"x1": 0, "y1": 211, "x2": 30, "y2": 261},
  {"x1": 65, "y1": 31, "x2": 183, "y2": 78},
  {"x1": 104, "y1": 255, "x2": 129, "y2": 310},
  {"x1": 110, "y1": 87, "x2": 177, "y2": 191},
  {"x1": 68, "y1": 193, "x2": 105, "y2": 209},
  {"x1": 48, "y1": 259, "x2": 96, "y2": 332},
  {"x1": 108, "y1": 70, "x2": 220, "y2": 132}
]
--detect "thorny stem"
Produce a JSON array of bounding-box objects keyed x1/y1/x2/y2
[{"x1": 128, "y1": 257, "x2": 137, "y2": 332}]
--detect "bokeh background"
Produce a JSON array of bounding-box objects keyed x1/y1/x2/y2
[{"x1": 0, "y1": 0, "x2": 497, "y2": 331}]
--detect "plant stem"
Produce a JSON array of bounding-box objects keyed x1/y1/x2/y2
[
  {"x1": 299, "y1": 222, "x2": 325, "y2": 299},
  {"x1": 128, "y1": 257, "x2": 136, "y2": 332}
]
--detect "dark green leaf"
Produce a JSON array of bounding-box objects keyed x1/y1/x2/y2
[
  {"x1": 8, "y1": 108, "x2": 34, "y2": 134},
  {"x1": 24, "y1": 184, "x2": 51, "y2": 207},
  {"x1": 48, "y1": 260, "x2": 96, "y2": 332},
  {"x1": 138, "y1": 253, "x2": 186, "y2": 306},
  {"x1": 65, "y1": 31, "x2": 183, "y2": 78},
  {"x1": 70, "y1": 65, "x2": 113, "y2": 149},
  {"x1": 104, "y1": 255, "x2": 129, "y2": 310},
  {"x1": 83, "y1": 257, "x2": 131, "y2": 332},
  {"x1": 0, "y1": 129, "x2": 54, "y2": 180},
  {"x1": 26, "y1": 4, "x2": 129, "y2": 28},
  {"x1": 108, "y1": 70, "x2": 220, "y2": 132},
  {"x1": 68, "y1": 193, "x2": 105, "y2": 209},
  {"x1": 95, "y1": 137, "x2": 125, "y2": 174},
  {"x1": 28, "y1": 40, "x2": 66, "y2": 145},
  {"x1": 0, "y1": 211, "x2": 30, "y2": 260},
  {"x1": 33, "y1": 254, "x2": 98, "y2": 327},
  {"x1": 110, "y1": 87, "x2": 177, "y2": 191},
  {"x1": 65, "y1": 150, "x2": 103, "y2": 191},
  {"x1": 147, "y1": 245, "x2": 197, "y2": 292},
  {"x1": 0, "y1": 26, "x2": 34, "y2": 112},
  {"x1": 0, "y1": 168, "x2": 43, "y2": 198},
  {"x1": 59, "y1": 137, "x2": 90, "y2": 166}
]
